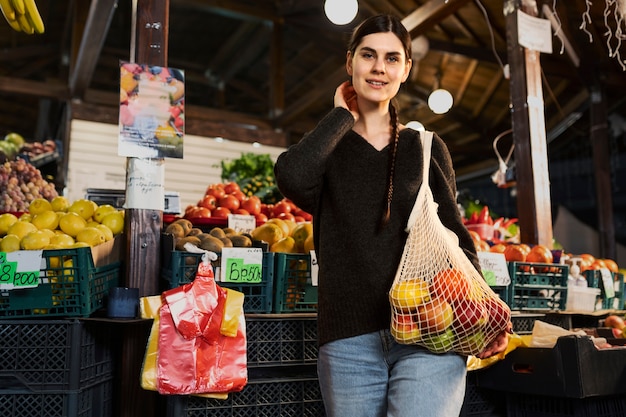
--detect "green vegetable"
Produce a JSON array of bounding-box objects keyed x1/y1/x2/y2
[{"x1": 218, "y1": 153, "x2": 282, "y2": 204}]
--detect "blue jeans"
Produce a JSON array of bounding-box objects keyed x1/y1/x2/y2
[{"x1": 317, "y1": 330, "x2": 467, "y2": 417}]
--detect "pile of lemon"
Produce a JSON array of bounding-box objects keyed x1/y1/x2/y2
[{"x1": 0, "y1": 197, "x2": 124, "y2": 252}]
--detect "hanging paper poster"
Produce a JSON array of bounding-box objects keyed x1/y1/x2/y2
[{"x1": 118, "y1": 62, "x2": 185, "y2": 159}]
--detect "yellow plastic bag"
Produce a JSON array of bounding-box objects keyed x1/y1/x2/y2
[{"x1": 466, "y1": 333, "x2": 531, "y2": 371}]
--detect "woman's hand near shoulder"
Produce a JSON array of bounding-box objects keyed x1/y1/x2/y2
[{"x1": 334, "y1": 81, "x2": 359, "y2": 122}]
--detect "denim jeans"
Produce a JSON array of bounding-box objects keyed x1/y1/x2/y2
[{"x1": 317, "y1": 330, "x2": 467, "y2": 417}]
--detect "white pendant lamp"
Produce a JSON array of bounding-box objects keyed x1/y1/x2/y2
[
  {"x1": 324, "y1": 0, "x2": 358, "y2": 25},
  {"x1": 428, "y1": 88, "x2": 453, "y2": 114}
]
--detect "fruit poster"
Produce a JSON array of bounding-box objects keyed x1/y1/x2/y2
[{"x1": 118, "y1": 62, "x2": 185, "y2": 159}]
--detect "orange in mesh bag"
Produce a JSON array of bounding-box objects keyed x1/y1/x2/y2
[{"x1": 389, "y1": 131, "x2": 511, "y2": 356}]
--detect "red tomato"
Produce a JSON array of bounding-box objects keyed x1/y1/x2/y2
[
  {"x1": 261, "y1": 204, "x2": 274, "y2": 218},
  {"x1": 212, "y1": 206, "x2": 231, "y2": 218},
  {"x1": 206, "y1": 185, "x2": 225, "y2": 199},
  {"x1": 276, "y1": 212, "x2": 295, "y2": 222},
  {"x1": 230, "y1": 190, "x2": 247, "y2": 202},
  {"x1": 254, "y1": 212, "x2": 268, "y2": 223},
  {"x1": 241, "y1": 197, "x2": 261, "y2": 215},
  {"x1": 192, "y1": 207, "x2": 212, "y2": 218},
  {"x1": 198, "y1": 195, "x2": 217, "y2": 210},
  {"x1": 223, "y1": 182, "x2": 241, "y2": 194},
  {"x1": 294, "y1": 215, "x2": 305, "y2": 223},
  {"x1": 219, "y1": 194, "x2": 240, "y2": 211},
  {"x1": 233, "y1": 208, "x2": 250, "y2": 216},
  {"x1": 273, "y1": 201, "x2": 292, "y2": 215}
]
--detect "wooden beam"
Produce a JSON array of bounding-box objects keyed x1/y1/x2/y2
[
  {"x1": 69, "y1": 0, "x2": 118, "y2": 98},
  {"x1": 0, "y1": 76, "x2": 69, "y2": 98},
  {"x1": 402, "y1": 0, "x2": 471, "y2": 37}
]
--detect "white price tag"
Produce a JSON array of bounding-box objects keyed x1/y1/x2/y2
[
  {"x1": 228, "y1": 214, "x2": 256, "y2": 234},
  {"x1": 477, "y1": 251, "x2": 511, "y2": 286},
  {"x1": 309, "y1": 250, "x2": 319, "y2": 287},
  {"x1": 600, "y1": 268, "x2": 615, "y2": 299}
]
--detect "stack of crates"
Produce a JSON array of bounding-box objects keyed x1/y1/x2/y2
[
  {"x1": 507, "y1": 262, "x2": 569, "y2": 311},
  {"x1": 0, "y1": 320, "x2": 115, "y2": 417},
  {"x1": 0, "y1": 239, "x2": 123, "y2": 417},
  {"x1": 161, "y1": 237, "x2": 325, "y2": 416},
  {"x1": 585, "y1": 270, "x2": 625, "y2": 310}
]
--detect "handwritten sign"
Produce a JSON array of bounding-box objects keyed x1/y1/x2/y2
[
  {"x1": 125, "y1": 158, "x2": 165, "y2": 210},
  {"x1": 220, "y1": 247, "x2": 263, "y2": 283},
  {"x1": 517, "y1": 10, "x2": 552, "y2": 53},
  {"x1": 477, "y1": 251, "x2": 511, "y2": 286},
  {"x1": 0, "y1": 250, "x2": 43, "y2": 290},
  {"x1": 228, "y1": 214, "x2": 256, "y2": 234}
]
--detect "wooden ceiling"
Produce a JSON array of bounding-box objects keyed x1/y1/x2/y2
[{"x1": 1, "y1": 0, "x2": 625, "y2": 178}]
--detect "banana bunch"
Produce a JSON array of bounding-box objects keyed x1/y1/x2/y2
[{"x1": 0, "y1": 0, "x2": 44, "y2": 34}]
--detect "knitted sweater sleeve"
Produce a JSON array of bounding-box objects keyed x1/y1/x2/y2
[
  {"x1": 429, "y1": 132, "x2": 482, "y2": 273},
  {"x1": 274, "y1": 107, "x2": 355, "y2": 214}
]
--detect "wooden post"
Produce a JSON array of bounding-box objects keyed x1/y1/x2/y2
[{"x1": 504, "y1": 0, "x2": 553, "y2": 247}]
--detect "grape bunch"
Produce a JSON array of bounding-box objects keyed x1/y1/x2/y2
[{"x1": 0, "y1": 159, "x2": 58, "y2": 212}]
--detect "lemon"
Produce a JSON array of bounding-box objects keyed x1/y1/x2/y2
[
  {"x1": 266, "y1": 218, "x2": 290, "y2": 237},
  {"x1": 96, "y1": 224, "x2": 114, "y2": 241},
  {"x1": 251, "y1": 223, "x2": 284, "y2": 245},
  {"x1": 0, "y1": 212, "x2": 18, "y2": 235},
  {"x1": 7, "y1": 221, "x2": 38, "y2": 240},
  {"x1": 58, "y1": 212, "x2": 87, "y2": 237},
  {"x1": 101, "y1": 211, "x2": 124, "y2": 235},
  {"x1": 31, "y1": 210, "x2": 60, "y2": 230},
  {"x1": 18, "y1": 213, "x2": 32, "y2": 222},
  {"x1": 40, "y1": 229, "x2": 56, "y2": 239},
  {"x1": 270, "y1": 236, "x2": 296, "y2": 253},
  {"x1": 93, "y1": 204, "x2": 117, "y2": 223},
  {"x1": 75, "y1": 227, "x2": 106, "y2": 247},
  {"x1": 0, "y1": 234, "x2": 21, "y2": 252},
  {"x1": 51, "y1": 196, "x2": 71, "y2": 212},
  {"x1": 62, "y1": 258, "x2": 75, "y2": 282},
  {"x1": 21, "y1": 230, "x2": 52, "y2": 250},
  {"x1": 68, "y1": 199, "x2": 96, "y2": 220},
  {"x1": 86, "y1": 220, "x2": 100, "y2": 228},
  {"x1": 71, "y1": 242, "x2": 90, "y2": 248},
  {"x1": 28, "y1": 198, "x2": 53, "y2": 215},
  {"x1": 49, "y1": 233, "x2": 75, "y2": 248},
  {"x1": 290, "y1": 222, "x2": 313, "y2": 253}
]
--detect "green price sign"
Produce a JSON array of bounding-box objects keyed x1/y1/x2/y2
[{"x1": 220, "y1": 248, "x2": 263, "y2": 284}]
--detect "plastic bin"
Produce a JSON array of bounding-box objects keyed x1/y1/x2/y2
[
  {"x1": 508, "y1": 262, "x2": 569, "y2": 310},
  {"x1": 585, "y1": 271, "x2": 625, "y2": 310},
  {"x1": 565, "y1": 286, "x2": 601, "y2": 312},
  {"x1": 461, "y1": 372, "x2": 506, "y2": 417},
  {"x1": 246, "y1": 315, "x2": 318, "y2": 367},
  {"x1": 273, "y1": 253, "x2": 317, "y2": 313},
  {"x1": 161, "y1": 250, "x2": 274, "y2": 313},
  {"x1": 166, "y1": 376, "x2": 325, "y2": 417},
  {"x1": 0, "y1": 241, "x2": 122, "y2": 318},
  {"x1": 0, "y1": 377, "x2": 113, "y2": 417},
  {"x1": 506, "y1": 393, "x2": 626, "y2": 417},
  {"x1": 0, "y1": 319, "x2": 114, "y2": 392}
]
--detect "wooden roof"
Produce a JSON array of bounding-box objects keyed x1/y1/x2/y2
[{"x1": 1, "y1": 0, "x2": 625, "y2": 178}]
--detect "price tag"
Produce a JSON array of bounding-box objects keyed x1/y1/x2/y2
[
  {"x1": 220, "y1": 247, "x2": 263, "y2": 283},
  {"x1": 228, "y1": 214, "x2": 256, "y2": 234},
  {"x1": 309, "y1": 250, "x2": 318, "y2": 287},
  {"x1": 0, "y1": 250, "x2": 43, "y2": 290},
  {"x1": 477, "y1": 251, "x2": 511, "y2": 286},
  {"x1": 600, "y1": 268, "x2": 615, "y2": 299}
]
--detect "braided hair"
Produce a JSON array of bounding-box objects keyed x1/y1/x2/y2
[{"x1": 382, "y1": 101, "x2": 400, "y2": 227}]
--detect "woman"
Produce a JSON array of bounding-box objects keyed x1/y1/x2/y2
[{"x1": 274, "y1": 14, "x2": 509, "y2": 417}]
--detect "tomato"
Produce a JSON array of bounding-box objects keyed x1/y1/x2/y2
[
  {"x1": 212, "y1": 206, "x2": 231, "y2": 218},
  {"x1": 192, "y1": 207, "x2": 211, "y2": 218},
  {"x1": 526, "y1": 244, "x2": 553, "y2": 264},
  {"x1": 198, "y1": 195, "x2": 217, "y2": 210},
  {"x1": 293, "y1": 208, "x2": 313, "y2": 222},
  {"x1": 230, "y1": 190, "x2": 247, "y2": 202},
  {"x1": 273, "y1": 201, "x2": 292, "y2": 215},
  {"x1": 233, "y1": 208, "x2": 250, "y2": 216},
  {"x1": 503, "y1": 244, "x2": 527, "y2": 262},
  {"x1": 241, "y1": 197, "x2": 261, "y2": 215},
  {"x1": 218, "y1": 194, "x2": 240, "y2": 211},
  {"x1": 206, "y1": 185, "x2": 225, "y2": 199},
  {"x1": 254, "y1": 212, "x2": 268, "y2": 223},
  {"x1": 276, "y1": 212, "x2": 295, "y2": 222},
  {"x1": 223, "y1": 181, "x2": 240, "y2": 194},
  {"x1": 261, "y1": 204, "x2": 274, "y2": 218}
]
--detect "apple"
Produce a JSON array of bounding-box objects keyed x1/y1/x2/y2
[
  {"x1": 391, "y1": 313, "x2": 421, "y2": 343},
  {"x1": 483, "y1": 297, "x2": 511, "y2": 333},
  {"x1": 421, "y1": 328, "x2": 455, "y2": 353},
  {"x1": 390, "y1": 279, "x2": 431, "y2": 313},
  {"x1": 452, "y1": 298, "x2": 488, "y2": 331},
  {"x1": 416, "y1": 298, "x2": 453, "y2": 335},
  {"x1": 456, "y1": 330, "x2": 487, "y2": 355}
]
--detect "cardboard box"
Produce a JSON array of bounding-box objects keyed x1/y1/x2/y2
[{"x1": 475, "y1": 335, "x2": 626, "y2": 398}]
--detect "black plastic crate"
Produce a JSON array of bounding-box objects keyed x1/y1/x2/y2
[
  {"x1": 461, "y1": 372, "x2": 506, "y2": 417},
  {"x1": 246, "y1": 315, "x2": 318, "y2": 367},
  {"x1": 507, "y1": 393, "x2": 626, "y2": 417},
  {"x1": 166, "y1": 376, "x2": 325, "y2": 417},
  {"x1": 0, "y1": 377, "x2": 113, "y2": 417},
  {"x1": 0, "y1": 320, "x2": 113, "y2": 392},
  {"x1": 511, "y1": 313, "x2": 548, "y2": 334}
]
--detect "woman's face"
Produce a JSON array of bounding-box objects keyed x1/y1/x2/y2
[{"x1": 346, "y1": 32, "x2": 412, "y2": 106}]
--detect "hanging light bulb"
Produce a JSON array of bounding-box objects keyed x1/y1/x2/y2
[
  {"x1": 428, "y1": 88, "x2": 453, "y2": 114},
  {"x1": 324, "y1": 0, "x2": 358, "y2": 25}
]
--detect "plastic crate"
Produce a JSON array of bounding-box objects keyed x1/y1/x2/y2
[
  {"x1": 507, "y1": 393, "x2": 626, "y2": 417},
  {"x1": 166, "y1": 376, "x2": 325, "y2": 417},
  {"x1": 0, "y1": 247, "x2": 121, "y2": 318},
  {"x1": 461, "y1": 372, "x2": 506, "y2": 417},
  {"x1": 490, "y1": 285, "x2": 512, "y2": 307},
  {"x1": 273, "y1": 253, "x2": 318, "y2": 313},
  {"x1": 585, "y1": 271, "x2": 625, "y2": 310},
  {"x1": 161, "y1": 250, "x2": 274, "y2": 313},
  {"x1": 0, "y1": 319, "x2": 114, "y2": 392},
  {"x1": 510, "y1": 313, "x2": 547, "y2": 334},
  {"x1": 0, "y1": 377, "x2": 113, "y2": 417},
  {"x1": 508, "y1": 262, "x2": 569, "y2": 310},
  {"x1": 246, "y1": 315, "x2": 318, "y2": 367}
]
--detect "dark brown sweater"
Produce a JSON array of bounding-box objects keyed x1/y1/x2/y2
[{"x1": 274, "y1": 107, "x2": 480, "y2": 346}]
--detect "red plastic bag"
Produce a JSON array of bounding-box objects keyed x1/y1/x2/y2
[{"x1": 156, "y1": 253, "x2": 247, "y2": 395}]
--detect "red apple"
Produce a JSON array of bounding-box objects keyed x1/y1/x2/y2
[
  {"x1": 612, "y1": 327, "x2": 624, "y2": 339},
  {"x1": 416, "y1": 298, "x2": 453, "y2": 335},
  {"x1": 453, "y1": 298, "x2": 488, "y2": 331},
  {"x1": 391, "y1": 313, "x2": 421, "y2": 343},
  {"x1": 483, "y1": 297, "x2": 511, "y2": 333}
]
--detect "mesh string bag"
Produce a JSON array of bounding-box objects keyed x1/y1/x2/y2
[{"x1": 389, "y1": 131, "x2": 511, "y2": 356}]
